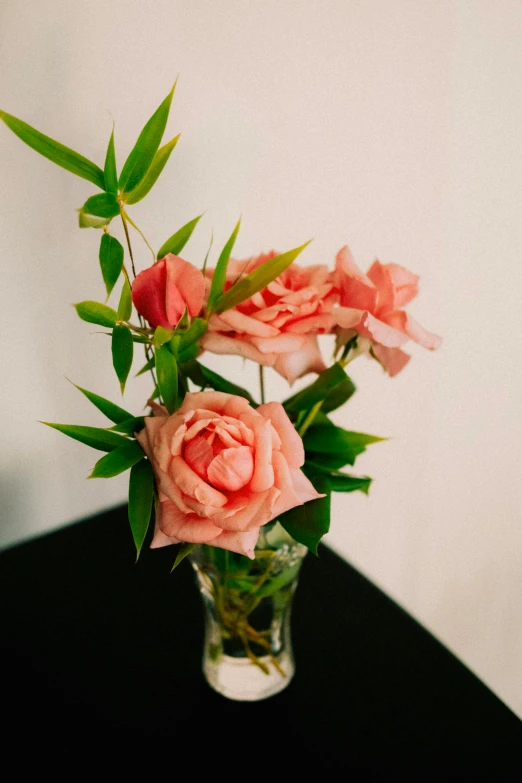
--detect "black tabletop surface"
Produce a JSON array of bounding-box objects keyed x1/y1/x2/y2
[{"x1": 1, "y1": 504, "x2": 521, "y2": 776}]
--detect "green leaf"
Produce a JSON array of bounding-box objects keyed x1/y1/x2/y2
[
  {"x1": 0, "y1": 109, "x2": 105, "y2": 188},
  {"x1": 303, "y1": 426, "x2": 386, "y2": 466},
  {"x1": 154, "y1": 326, "x2": 174, "y2": 349},
  {"x1": 124, "y1": 134, "x2": 180, "y2": 205},
  {"x1": 41, "y1": 422, "x2": 128, "y2": 452},
  {"x1": 103, "y1": 128, "x2": 118, "y2": 194},
  {"x1": 135, "y1": 356, "x2": 155, "y2": 377},
  {"x1": 171, "y1": 542, "x2": 196, "y2": 572},
  {"x1": 99, "y1": 233, "x2": 124, "y2": 297},
  {"x1": 75, "y1": 301, "x2": 119, "y2": 328},
  {"x1": 82, "y1": 192, "x2": 120, "y2": 219},
  {"x1": 112, "y1": 325, "x2": 134, "y2": 394},
  {"x1": 169, "y1": 318, "x2": 207, "y2": 362},
  {"x1": 207, "y1": 218, "x2": 241, "y2": 311},
  {"x1": 328, "y1": 474, "x2": 372, "y2": 494},
  {"x1": 214, "y1": 240, "x2": 312, "y2": 313},
  {"x1": 118, "y1": 279, "x2": 132, "y2": 321},
  {"x1": 119, "y1": 83, "x2": 176, "y2": 194},
  {"x1": 89, "y1": 439, "x2": 145, "y2": 478},
  {"x1": 322, "y1": 377, "x2": 357, "y2": 413},
  {"x1": 181, "y1": 360, "x2": 257, "y2": 405},
  {"x1": 128, "y1": 459, "x2": 154, "y2": 560},
  {"x1": 156, "y1": 214, "x2": 204, "y2": 259},
  {"x1": 68, "y1": 380, "x2": 132, "y2": 423},
  {"x1": 109, "y1": 416, "x2": 146, "y2": 435},
  {"x1": 279, "y1": 474, "x2": 331, "y2": 555},
  {"x1": 78, "y1": 210, "x2": 112, "y2": 229},
  {"x1": 283, "y1": 363, "x2": 350, "y2": 413},
  {"x1": 155, "y1": 344, "x2": 178, "y2": 414}
]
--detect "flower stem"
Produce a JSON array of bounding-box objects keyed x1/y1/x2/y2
[
  {"x1": 259, "y1": 365, "x2": 266, "y2": 404},
  {"x1": 297, "y1": 400, "x2": 322, "y2": 437},
  {"x1": 122, "y1": 210, "x2": 156, "y2": 261}
]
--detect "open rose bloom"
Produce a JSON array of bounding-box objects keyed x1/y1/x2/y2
[
  {"x1": 332, "y1": 246, "x2": 442, "y2": 376},
  {"x1": 136, "y1": 391, "x2": 323, "y2": 558},
  {"x1": 202, "y1": 253, "x2": 337, "y2": 384}
]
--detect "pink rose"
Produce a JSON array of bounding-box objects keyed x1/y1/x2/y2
[
  {"x1": 136, "y1": 391, "x2": 323, "y2": 558},
  {"x1": 201, "y1": 252, "x2": 336, "y2": 384},
  {"x1": 132, "y1": 253, "x2": 206, "y2": 329},
  {"x1": 332, "y1": 246, "x2": 442, "y2": 376}
]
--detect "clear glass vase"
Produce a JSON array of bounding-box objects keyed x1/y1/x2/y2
[{"x1": 189, "y1": 522, "x2": 308, "y2": 702}]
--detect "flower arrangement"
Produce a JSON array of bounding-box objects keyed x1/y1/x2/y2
[{"x1": 1, "y1": 83, "x2": 441, "y2": 696}]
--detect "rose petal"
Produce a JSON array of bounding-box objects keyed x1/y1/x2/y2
[
  {"x1": 257, "y1": 401, "x2": 304, "y2": 468},
  {"x1": 170, "y1": 455, "x2": 228, "y2": 507},
  {"x1": 200, "y1": 332, "x2": 278, "y2": 367},
  {"x1": 204, "y1": 528, "x2": 260, "y2": 559},
  {"x1": 207, "y1": 445, "x2": 254, "y2": 491},
  {"x1": 218, "y1": 309, "x2": 280, "y2": 338},
  {"x1": 272, "y1": 335, "x2": 327, "y2": 384},
  {"x1": 165, "y1": 254, "x2": 206, "y2": 318},
  {"x1": 381, "y1": 311, "x2": 442, "y2": 350},
  {"x1": 371, "y1": 344, "x2": 411, "y2": 376},
  {"x1": 249, "y1": 418, "x2": 274, "y2": 493},
  {"x1": 158, "y1": 499, "x2": 223, "y2": 542}
]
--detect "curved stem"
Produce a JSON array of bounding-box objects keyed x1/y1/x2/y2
[
  {"x1": 122, "y1": 210, "x2": 156, "y2": 261},
  {"x1": 259, "y1": 365, "x2": 266, "y2": 404}
]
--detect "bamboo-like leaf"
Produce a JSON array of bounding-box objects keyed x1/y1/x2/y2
[
  {"x1": 135, "y1": 356, "x2": 155, "y2": 377},
  {"x1": 0, "y1": 110, "x2": 105, "y2": 188},
  {"x1": 99, "y1": 233, "x2": 124, "y2": 297},
  {"x1": 82, "y1": 192, "x2": 120, "y2": 219},
  {"x1": 171, "y1": 542, "x2": 196, "y2": 572},
  {"x1": 124, "y1": 134, "x2": 180, "y2": 205},
  {"x1": 155, "y1": 344, "x2": 178, "y2": 413},
  {"x1": 103, "y1": 128, "x2": 118, "y2": 194},
  {"x1": 157, "y1": 214, "x2": 204, "y2": 260},
  {"x1": 279, "y1": 474, "x2": 331, "y2": 555},
  {"x1": 214, "y1": 240, "x2": 312, "y2": 313},
  {"x1": 78, "y1": 210, "x2": 112, "y2": 229},
  {"x1": 128, "y1": 459, "x2": 154, "y2": 560},
  {"x1": 109, "y1": 416, "x2": 146, "y2": 435},
  {"x1": 89, "y1": 440, "x2": 145, "y2": 478},
  {"x1": 118, "y1": 279, "x2": 132, "y2": 321},
  {"x1": 75, "y1": 301, "x2": 118, "y2": 328},
  {"x1": 207, "y1": 219, "x2": 241, "y2": 311},
  {"x1": 119, "y1": 83, "x2": 176, "y2": 194},
  {"x1": 112, "y1": 325, "x2": 134, "y2": 394},
  {"x1": 68, "y1": 380, "x2": 132, "y2": 423},
  {"x1": 41, "y1": 422, "x2": 128, "y2": 452}
]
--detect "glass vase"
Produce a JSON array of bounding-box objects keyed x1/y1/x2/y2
[{"x1": 189, "y1": 522, "x2": 308, "y2": 702}]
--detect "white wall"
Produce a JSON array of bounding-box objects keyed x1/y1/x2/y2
[{"x1": 1, "y1": 1, "x2": 521, "y2": 716}]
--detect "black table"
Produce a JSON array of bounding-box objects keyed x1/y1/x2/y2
[{"x1": 2, "y1": 504, "x2": 521, "y2": 775}]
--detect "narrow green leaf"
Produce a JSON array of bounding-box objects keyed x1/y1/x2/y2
[
  {"x1": 207, "y1": 218, "x2": 241, "y2": 311},
  {"x1": 75, "y1": 301, "x2": 118, "y2": 328},
  {"x1": 304, "y1": 453, "x2": 353, "y2": 472},
  {"x1": 135, "y1": 356, "x2": 155, "y2": 377},
  {"x1": 279, "y1": 474, "x2": 331, "y2": 555},
  {"x1": 155, "y1": 345, "x2": 178, "y2": 414},
  {"x1": 283, "y1": 364, "x2": 349, "y2": 413},
  {"x1": 214, "y1": 240, "x2": 312, "y2": 313},
  {"x1": 89, "y1": 440, "x2": 145, "y2": 478},
  {"x1": 112, "y1": 325, "x2": 134, "y2": 394},
  {"x1": 154, "y1": 326, "x2": 174, "y2": 349},
  {"x1": 109, "y1": 416, "x2": 146, "y2": 435},
  {"x1": 119, "y1": 83, "x2": 176, "y2": 194},
  {"x1": 128, "y1": 459, "x2": 154, "y2": 560},
  {"x1": 41, "y1": 422, "x2": 128, "y2": 452},
  {"x1": 78, "y1": 210, "x2": 111, "y2": 229},
  {"x1": 328, "y1": 474, "x2": 372, "y2": 494},
  {"x1": 124, "y1": 134, "x2": 180, "y2": 205},
  {"x1": 68, "y1": 380, "x2": 132, "y2": 423},
  {"x1": 303, "y1": 426, "x2": 386, "y2": 465},
  {"x1": 171, "y1": 542, "x2": 196, "y2": 571},
  {"x1": 99, "y1": 233, "x2": 124, "y2": 297},
  {"x1": 82, "y1": 192, "x2": 120, "y2": 219},
  {"x1": 0, "y1": 110, "x2": 105, "y2": 188},
  {"x1": 181, "y1": 360, "x2": 256, "y2": 405},
  {"x1": 157, "y1": 214, "x2": 204, "y2": 260},
  {"x1": 103, "y1": 128, "x2": 118, "y2": 194},
  {"x1": 118, "y1": 279, "x2": 132, "y2": 321}
]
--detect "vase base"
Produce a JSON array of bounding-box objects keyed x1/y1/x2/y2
[{"x1": 204, "y1": 652, "x2": 294, "y2": 702}]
